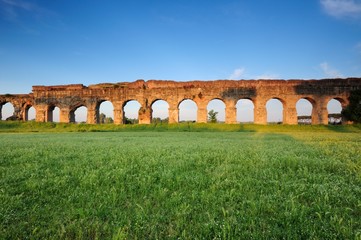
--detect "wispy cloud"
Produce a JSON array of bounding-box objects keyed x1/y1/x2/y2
[
  {"x1": 320, "y1": 0, "x2": 361, "y2": 18},
  {"x1": 228, "y1": 67, "x2": 245, "y2": 79},
  {"x1": 0, "y1": 0, "x2": 62, "y2": 34},
  {"x1": 256, "y1": 73, "x2": 279, "y2": 80},
  {"x1": 1, "y1": 0, "x2": 55, "y2": 24},
  {"x1": 1, "y1": 0, "x2": 39, "y2": 21},
  {"x1": 320, "y1": 62, "x2": 344, "y2": 77},
  {"x1": 228, "y1": 68, "x2": 281, "y2": 80},
  {"x1": 2, "y1": 0, "x2": 36, "y2": 11}
]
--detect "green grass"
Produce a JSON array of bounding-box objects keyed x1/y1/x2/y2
[
  {"x1": 1, "y1": 123, "x2": 361, "y2": 239},
  {"x1": 1, "y1": 120, "x2": 361, "y2": 133}
]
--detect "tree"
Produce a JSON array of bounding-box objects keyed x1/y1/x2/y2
[
  {"x1": 105, "y1": 117, "x2": 113, "y2": 123},
  {"x1": 99, "y1": 113, "x2": 106, "y2": 123},
  {"x1": 152, "y1": 117, "x2": 169, "y2": 124},
  {"x1": 99, "y1": 113, "x2": 113, "y2": 124},
  {"x1": 124, "y1": 117, "x2": 138, "y2": 124},
  {"x1": 208, "y1": 109, "x2": 218, "y2": 123},
  {"x1": 342, "y1": 89, "x2": 361, "y2": 123}
]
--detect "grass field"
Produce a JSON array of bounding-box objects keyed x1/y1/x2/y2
[{"x1": 1, "y1": 122, "x2": 361, "y2": 239}]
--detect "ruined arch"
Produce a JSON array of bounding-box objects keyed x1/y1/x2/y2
[
  {"x1": 1, "y1": 102, "x2": 15, "y2": 120},
  {"x1": 178, "y1": 99, "x2": 197, "y2": 122},
  {"x1": 47, "y1": 105, "x2": 60, "y2": 122},
  {"x1": 123, "y1": 100, "x2": 141, "y2": 124},
  {"x1": 98, "y1": 100, "x2": 114, "y2": 123},
  {"x1": 151, "y1": 99, "x2": 169, "y2": 123},
  {"x1": 70, "y1": 105, "x2": 88, "y2": 123},
  {"x1": 327, "y1": 98, "x2": 344, "y2": 125},
  {"x1": 266, "y1": 98, "x2": 284, "y2": 123},
  {"x1": 207, "y1": 98, "x2": 225, "y2": 123},
  {"x1": 236, "y1": 98, "x2": 254, "y2": 123},
  {"x1": 296, "y1": 98, "x2": 314, "y2": 125},
  {"x1": 25, "y1": 105, "x2": 36, "y2": 121},
  {"x1": 328, "y1": 98, "x2": 346, "y2": 110}
]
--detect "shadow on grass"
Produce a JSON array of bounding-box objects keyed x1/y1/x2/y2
[{"x1": 325, "y1": 124, "x2": 357, "y2": 133}]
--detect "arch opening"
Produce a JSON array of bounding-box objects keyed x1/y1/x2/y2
[
  {"x1": 1, "y1": 102, "x2": 15, "y2": 120},
  {"x1": 236, "y1": 99, "x2": 254, "y2": 123},
  {"x1": 48, "y1": 106, "x2": 60, "y2": 122},
  {"x1": 151, "y1": 100, "x2": 169, "y2": 123},
  {"x1": 266, "y1": 98, "x2": 283, "y2": 124},
  {"x1": 296, "y1": 99, "x2": 313, "y2": 125},
  {"x1": 123, "y1": 100, "x2": 141, "y2": 124},
  {"x1": 178, "y1": 99, "x2": 197, "y2": 122},
  {"x1": 70, "y1": 106, "x2": 88, "y2": 123},
  {"x1": 26, "y1": 106, "x2": 36, "y2": 121},
  {"x1": 327, "y1": 99, "x2": 342, "y2": 125},
  {"x1": 207, "y1": 99, "x2": 225, "y2": 123},
  {"x1": 99, "y1": 101, "x2": 114, "y2": 124}
]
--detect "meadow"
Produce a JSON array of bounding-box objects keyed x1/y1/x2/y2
[{"x1": 1, "y1": 122, "x2": 361, "y2": 239}]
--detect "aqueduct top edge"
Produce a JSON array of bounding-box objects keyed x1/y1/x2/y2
[{"x1": 30, "y1": 77, "x2": 361, "y2": 91}]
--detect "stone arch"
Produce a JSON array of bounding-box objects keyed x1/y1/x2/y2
[
  {"x1": 327, "y1": 98, "x2": 343, "y2": 125},
  {"x1": 178, "y1": 99, "x2": 198, "y2": 122},
  {"x1": 236, "y1": 98, "x2": 254, "y2": 123},
  {"x1": 47, "y1": 105, "x2": 60, "y2": 122},
  {"x1": 70, "y1": 105, "x2": 88, "y2": 123},
  {"x1": 266, "y1": 98, "x2": 284, "y2": 123},
  {"x1": 1, "y1": 102, "x2": 15, "y2": 120},
  {"x1": 123, "y1": 100, "x2": 141, "y2": 124},
  {"x1": 1, "y1": 78, "x2": 360, "y2": 125},
  {"x1": 207, "y1": 98, "x2": 226, "y2": 123},
  {"x1": 25, "y1": 105, "x2": 36, "y2": 121},
  {"x1": 296, "y1": 98, "x2": 314, "y2": 125},
  {"x1": 327, "y1": 97, "x2": 346, "y2": 110},
  {"x1": 151, "y1": 99, "x2": 169, "y2": 123},
  {"x1": 98, "y1": 100, "x2": 114, "y2": 123}
]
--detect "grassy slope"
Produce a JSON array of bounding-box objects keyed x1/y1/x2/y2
[{"x1": 1, "y1": 123, "x2": 361, "y2": 239}]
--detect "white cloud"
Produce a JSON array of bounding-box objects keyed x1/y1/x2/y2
[
  {"x1": 320, "y1": 62, "x2": 344, "y2": 77},
  {"x1": 228, "y1": 67, "x2": 245, "y2": 79},
  {"x1": 256, "y1": 73, "x2": 279, "y2": 80},
  {"x1": 320, "y1": 0, "x2": 361, "y2": 18}
]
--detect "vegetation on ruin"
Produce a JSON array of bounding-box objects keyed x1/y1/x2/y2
[
  {"x1": 342, "y1": 89, "x2": 361, "y2": 123},
  {"x1": 1, "y1": 123, "x2": 361, "y2": 239}
]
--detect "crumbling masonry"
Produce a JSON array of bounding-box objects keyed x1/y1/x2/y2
[{"x1": 1, "y1": 78, "x2": 361, "y2": 125}]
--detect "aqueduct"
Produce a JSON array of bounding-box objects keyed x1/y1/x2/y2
[{"x1": 1, "y1": 78, "x2": 361, "y2": 125}]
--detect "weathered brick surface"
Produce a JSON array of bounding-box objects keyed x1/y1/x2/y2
[{"x1": 1, "y1": 78, "x2": 361, "y2": 124}]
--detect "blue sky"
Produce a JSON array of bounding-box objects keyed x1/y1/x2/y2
[{"x1": 0, "y1": 0, "x2": 360, "y2": 121}]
